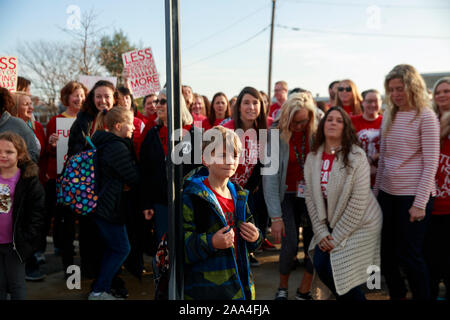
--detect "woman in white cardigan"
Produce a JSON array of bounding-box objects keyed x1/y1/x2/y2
[{"x1": 304, "y1": 106, "x2": 382, "y2": 300}]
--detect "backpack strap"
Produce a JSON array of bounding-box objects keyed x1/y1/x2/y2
[{"x1": 85, "y1": 136, "x2": 96, "y2": 149}]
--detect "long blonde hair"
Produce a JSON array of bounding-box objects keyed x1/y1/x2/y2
[
  {"x1": 382, "y1": 64, "x2": 431, "y2": 137},
  {"x1": 277, "y1": 92, "x2": 316, "y2": 144},
  {"x1": 11, "y1": 91, "x2": 36, "y2": 130},
  {"x1": 432, "y1": 77, "x2": 450, "y2": 118}
]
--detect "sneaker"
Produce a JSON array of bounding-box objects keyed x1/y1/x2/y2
[
  {"x1": 249, "y1": 254, "x2": 260, "y2": 267},
  {"x1": 295, "y1": 290, "x2": 313, "y2": 300},
  {"x1": 261, "y1": 238, "x2": 277, "y2": 251},
  {"x1": 34, "y1": 252, "x2": 46, "y2": 264},
  {"x1": 111, "y1": 277, "x2": 129, "y2": 299},
  {"x1": 25, "y1": 269, "x2": 46, "y2": 281},
  {"x1": 274, "y1": 288, "x2": 288, "y2": 300},
  {"x1": 110, "y1": 286, "x2": 129, "y2": 299},
  {"x1": 88, "y1": 291, "x2": 123, "y2": 300}
]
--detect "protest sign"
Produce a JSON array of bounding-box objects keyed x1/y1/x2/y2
[
  {"x1": 0, "y1": 56, "x2": 18, "y2": 92},
  {"x1": 122, "y1": 47, "x2": 160, "y2": 98},
  {"x1": 79, "y1": 75, "x2": 117, "y2": 91},
  {"x1": 56, "y1": 118, "x2": 76, "y2": 174}
]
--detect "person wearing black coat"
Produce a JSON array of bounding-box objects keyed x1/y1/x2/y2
[
  {"x1": 66, "y1": 81, "x2": 117, "y2": 281},
  {"x1": 0, "y1": 133, "x2": 45, "y2": 300},
  {"x1": 88, "y1": 124, "x2": 139, "y2": 300}
]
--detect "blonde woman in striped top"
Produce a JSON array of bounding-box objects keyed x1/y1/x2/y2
[{"x1": 374, "y1": 64, "x2": 440, "y2": 300}]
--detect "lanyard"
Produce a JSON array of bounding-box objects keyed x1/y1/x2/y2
[{"x1": 292, "y1": 132, "x2": 306, "y2": 170}]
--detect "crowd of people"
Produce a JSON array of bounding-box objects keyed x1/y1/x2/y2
[{"x1": 0, "y1": 63, "x2": 448, "y2": 301}]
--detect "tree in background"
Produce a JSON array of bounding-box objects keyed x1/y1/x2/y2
[
  {"x1": 97, "y1": 29, "x2": 136, "y2": 86},
  {"x1": 17, "y1": 40, "x2": 80, "y2": 105}
]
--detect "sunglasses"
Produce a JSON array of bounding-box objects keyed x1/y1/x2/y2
[
  {"x1": 155, "y1": 99, "x2": 167, "y2": 105},
  {"x1": 338, "y1": 87, "x2": 352, "y2": 92}
]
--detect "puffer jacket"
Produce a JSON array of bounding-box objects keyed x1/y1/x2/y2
[
  {"x1": 12, "y1": 161, "x2": 46, "y2": 263},
  {"x1": 182, "y1": 167, "x2": 262, "y2": 300},
  {"x1": 91, "y1": 130, "x2": 139, "y2": 224}
]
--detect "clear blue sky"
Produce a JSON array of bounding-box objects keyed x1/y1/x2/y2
[{"x1": 1, "y1": 0, "x2": 449, "y2": 100}]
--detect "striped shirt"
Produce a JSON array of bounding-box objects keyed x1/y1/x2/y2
[{"x1": 374, "y1": 109, "x2": 440, "y2": 209}]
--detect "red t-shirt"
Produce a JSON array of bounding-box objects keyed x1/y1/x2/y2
[
  {"x1": 342, "y1": 105, "x2": 353, "y2": 116},
  {"x1": 320, "y1": 152, "x2": 335, "y2": 199},
  {"x1": 201, "y1": 118, "x2": 225, "y2": 131},
  {"x1": 268, "y1": 102, "x2": 281, "y2": 119},
  {"x1": 203, "y1": 178, "x2": 237, "y2": 257},
  {"x1": 286, "y1": 131, "x2": 309, "y2": 192},
  {"x1": 433, "y1": 136, "x2": 450, "y2": 215},
  {"x1": 192, "y1": 114, "x2": 207, "y2": 128},
  {"x1": 132, "y1": 116, "x2": 145, "y2": 153},
  {"x1": 351, "y1": 115, "x2": 383, "y2": 187}
]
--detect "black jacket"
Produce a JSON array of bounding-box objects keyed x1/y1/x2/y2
[
  {"x1": 68, "y1": 111, "x2": 95, "y2": 158},
  {"x1": 139, "y1": 124, "x2": 202, "y2": 211},
  {"x1": 12, "y1": 162, "x2": 46, "y2": 263},
  {"x1": 91, "y1": 130, "x2": 139, "y2": 224}
]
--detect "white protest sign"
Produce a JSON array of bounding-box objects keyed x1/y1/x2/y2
[
  {"x1": 79, "y1": 75, "x2": 117, "y2": 91},
  {"x1": 122, "y1": 47, "x2": 160, "y2": 98},
  {"x1": 56, "y1": 118, "x2": 76, "y2": 174},
  {"x1": 0, "y1": 56, "x2": 18, "y2": 92}
]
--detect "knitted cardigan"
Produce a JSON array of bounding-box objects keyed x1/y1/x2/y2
[{"x1": 304, "y1": 144, "x2": 382, "y2": 296}]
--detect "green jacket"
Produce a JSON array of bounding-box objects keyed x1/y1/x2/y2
[{"x1": 183, "y1": 167, "x2": 262, "y2": 300}]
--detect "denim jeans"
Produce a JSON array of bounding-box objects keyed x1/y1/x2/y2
[
  {"x1": 92, "y1": 216, "x2": 131, "y2": 293},
  {"x1": 378, "y1": 191, "x2": 433, "y2": 300},
  {"x1": 313, "y1": 244, "x2": 366, "y2": 300}
]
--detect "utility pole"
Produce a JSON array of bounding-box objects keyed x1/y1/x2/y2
[
  {"x1": 268, "y1": 0, "x2": 276, "y2": 100},
  {"x1": 165, "y1": 0, "x2": 184, "y2": 300}
]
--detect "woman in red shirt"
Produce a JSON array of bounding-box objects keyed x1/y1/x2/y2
[
  {"x1": 117, "y1": 87, "x2": 145, "y2": 152},
  {"x1": 202, "y1": 92, "x2": 231, "y2": 131},
  {"x1": 222, "y1": 86, "x2": 270, "y2": 267},
  {"x1": 335, "y1": 79, "x2": 362, "y2": 116},
  {"x1": 351, "y1": 89, "x2": 383, "y2": 187},
  {"x1": 262, "y1": 92, "x2": 317, "y2": 300},
  {"x1": 425, "y1": 77, "x2": 450, "y2": 300},
  {"x1": 190, "y1": 93, "x2": 208, "y2": 126},
  {"x1": 45, "y1": 81, "x2": 87, "y2": 270}
]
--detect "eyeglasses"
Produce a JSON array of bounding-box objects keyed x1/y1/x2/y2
[
  {"x1": 338, "y1": 87, "x2": 352, "y2": 92},
  {"x1": 155, "y1": 99, "x2": 167, "y2": 105}
]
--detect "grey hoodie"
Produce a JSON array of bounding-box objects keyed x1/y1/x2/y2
[{"x1": 0, "y1": 111, "x2": 39, "y2": 163}]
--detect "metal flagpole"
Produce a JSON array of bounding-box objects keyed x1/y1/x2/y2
[
  {"x1": 165, "y1": 0, "x2": 184, "y2": 300},
  {"x1": 268, "y1": 0, "x2": 276, "y2": 100}
]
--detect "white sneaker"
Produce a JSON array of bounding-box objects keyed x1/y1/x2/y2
[{"x1": 88, "y1": 291, "x2": 123, "y2": 300}]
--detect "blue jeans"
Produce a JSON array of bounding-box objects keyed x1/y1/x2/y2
[
  {"x1": 92, "y1": 216, "x2": 131, "y2": 293},
  {"x1": 313, "y1": 244, "x2": 366, "y2": 300}
]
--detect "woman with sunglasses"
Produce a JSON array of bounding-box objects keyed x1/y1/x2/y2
[
  {"x1": 139, "y1": 88, "x2": 201, "y2": 260},
  {"x1": 335, "y1": 79, "x2": 362, "y2": 116},
  {"x1": 263, "y1": 92, "x2": 316, "y2": 300},
  {"x1": 374, "y1": 64, "x2": 440, "y2": 300},
  {"x1": 305, "y1": 106, "x2": 382, "y2": 300},
  {"x1": 202, "y1": 92, "x2": 231, "y2": 131}
]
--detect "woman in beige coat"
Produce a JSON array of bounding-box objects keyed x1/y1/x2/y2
[{"x1": 304, "y1": 106, "x2": 382, "y2": 300}]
